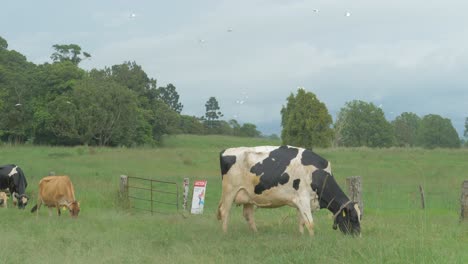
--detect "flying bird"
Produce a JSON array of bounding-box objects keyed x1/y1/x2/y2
[
  {"x1": 313, "y1": 9, "x2": 319, "y2": 13},
  {"x1": 227, "y1": 28, "x2": 233, "y2": 32},
  {"x1": 345, "y1": 12, "x2": 351, "y2": 17}
]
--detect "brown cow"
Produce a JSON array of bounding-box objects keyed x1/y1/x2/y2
[
  {"x1": 0, "y1": 192, "x2": 8, "y2": 208},
  {"x1": 30, "y1": 176, "x2": 80, "y2": 217}
]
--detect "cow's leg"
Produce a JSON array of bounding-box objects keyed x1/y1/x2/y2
[
  {"x1": 294, "y1": 199, "x2": 314, "y2": 236},
  {"x1": 12, "y1": 193, "x2": 18, "y2": 208},
  {"x1": 297, "y1": 208, "x2": 305, "y2": 234},
  {"x1": 243, "y1": 204, "x2": 257, "y2": 232},
  {"x1": 35, "y1": 199, "x2": 43, "y2": 218},
  {"x1": 218, "y1": 191, "x2": 237, "y2": 233},
  {"x1": 57, "y1": 206, "x2": 61, "y2": 216}
]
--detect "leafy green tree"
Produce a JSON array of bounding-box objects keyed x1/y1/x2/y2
[
  {"x1": 416, "y1": 114, "x2": 460, "y2": 148},
  {"x1": 392, "y1": 112, "x2": 421, "y2": 147},
  {"x1": 0, "y1": 36, "x2": 7, "y2": 50},
  {"x1": 157, "y1": 83, "x2": 183, "y2": 113},
  {"x1": 33, "y1": 61, "x2": 85, "y2": 99},
  {"x1": 105, "y1": 61, "x2": 156, "y2": 97},
  {"x1": 335, "y1": 100, "x2": 394, "y2": 147},
  {"x1": 204, "y1": 97, "x2": 223, "y2": 129},
  {"x1": 33, "y1": 96, "x2": 80, "y2": 145},
  {"x1": 0, "y1": 42, "x2": 37, "y2": 143},
  {"x1": 50, "y1": 44, "x2": 91, "y2": 65},
  {"x1": 148, "y1": 99, "x2": 181, "y2": 142},
  {"x1": 213, "y1": 120, "x2": 233, "y2": 135},
  {"x1": 72, "y1": 76, "x2": 140, "y2": 146},
  {"x1": 281, "y1": 88, "x2": 333, "y2": 149},
  {"x1": 179, "y1": 115, "x2": 205, "y2": 134},
  {"x1": 239, "y1": 123, "x2": 261, "y2": 137},
  {"x1": 464, "y1": 117, "x2": 468, "y2": 138},
  {"x1": 229, "y1": 119, "x2": 241, "y2": 136}
]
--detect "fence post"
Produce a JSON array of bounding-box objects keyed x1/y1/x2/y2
[
  {"x1": 346, "y1": 176, "x2": 363, "y2": 216},
  {"x1": 119, "y1": 175, "x2": 129, "y2": 208},
  {"x1": 419, "y1": 185, "x2": 425, "y2": 209},
  {"x1": 183, "y1": 178, "x2": 190, "y2": 210},
  {"x1": 461, "y1": 180, "x2": 468, "y2": 221}
]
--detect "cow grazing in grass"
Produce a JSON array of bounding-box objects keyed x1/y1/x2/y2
[
  {"x1": 217, "y1": 146, "x2": 361, "y2": 236},
  {"x1": 31, "y1": 176, "x2": 80, "y2": 218},
  {"x1": 0, "y1": 164, "x2": 29, "y2": 209},
  {"x1": 0, "y1": 192, "x2": 8, "y2": 208}
]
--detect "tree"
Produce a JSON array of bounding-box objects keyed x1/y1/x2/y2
[
  {"x1": 464, "y1": 117, "x2": 468, "y2": 138},
  {"x1": 0, "y1": 36, "x2": 7, "y2": 50},
  {"x1": 416, "y1": 114, "x2": 460, "y2": 148},
  {"x1": 204, "y1": 97, "x2": 223, "y2": 129},
  {"x1": 0, "y1": 43, "x2": 37, "y2": 143},
  {"x1": 33, "y1": 61, "x2": 85, "y2": 99},
  {"x1": 229, "y1": 119, "x2": 241, "y2": 136},
  {"x1": 148, "y1": 99, "x2": 180, "y2": 143},
  {"x1": 211, "y1": 120, "x2": 233, "y2": 135},
  {"x1": 392, "y1": 112, "x2": 421, "y2": 147},
  {"x1": 239, "y1": 123, "x2": 261, "y2": 137},
  {"x1": 72, "y1": 76, "x2": 140, "y2": 146},
  {"x1": 33, "y1": 96, "x2": 80, "y2": 145},
  {"x1": 334, "y1": 100, "x2": 394, "y2": 147},
  {"x1": 50, "y1": 44, "x2": 91, "y2": 65},
  {"x1": 157, "y1": 83, "x2": 183, "y2": 113},
  {"x1": 281, "y1": 88, "x2": 333, "y2": 149},
  {"x1": 105, "y1": 61, "x2": 155, "y2": 97},
  {"x1": 179, "y1": 115, "x2": 205, "y2": 134}
]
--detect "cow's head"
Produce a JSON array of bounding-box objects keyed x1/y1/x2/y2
[
  {"x1": 333, "y1": 202, "x2": 361, "y2": 236},
  {"x1": 68, "y1": 201, "x2": 80, "y2": 218},
  {"x1": 14, "y1": 193, "x2": 29, "y2": 209}
]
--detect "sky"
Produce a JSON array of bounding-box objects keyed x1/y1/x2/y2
[{"x1": 2, "y1": 0, "x2": 467, "y2": 136}]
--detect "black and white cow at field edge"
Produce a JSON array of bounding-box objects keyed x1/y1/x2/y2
[
  {"x1": 217, "y1": 146, "x2": 361, "y2": 236},
  {"x1": 0, "y1": 164, "x2": 29, "y2": 209}
]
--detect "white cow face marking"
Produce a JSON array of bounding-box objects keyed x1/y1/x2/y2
[{"x1": 8, "y1": 166, "x2": 18, "y2": 177}]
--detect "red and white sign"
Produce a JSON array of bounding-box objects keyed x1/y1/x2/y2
[
  {"x1": 194, "y1": 181, "x2": 206, "y2": 187},
  {"x1": 191, "y1": 180, "x2": 207, "y2": 214}
]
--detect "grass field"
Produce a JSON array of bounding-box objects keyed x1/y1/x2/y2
[{"x1": 1, "y1": 135, "x2": 467, "y2": 263}]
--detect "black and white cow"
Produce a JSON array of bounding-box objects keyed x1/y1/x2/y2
[
  {"x1": 217, "y1": 146, "x2": 361, "y2": 236},
  {"x1": 0, "y1": 164, "x2": 29, "y2": 209}
]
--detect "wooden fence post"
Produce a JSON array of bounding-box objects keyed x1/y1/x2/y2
[
  {"x1": 419, "y1": 185, "x2": 425, "y2": 209},
  {"x1": 346, "y1": 176, "x2": 363, "y2": 216},
  {"x1": 183, "y1": 178, "x2": 190, "y2": 210},
  {"x1": 119, "y1": 175, "x2": 129, "y2": 208},
  {"x1": 461, "y1": 180, "x2": 468, "y2": 221}
]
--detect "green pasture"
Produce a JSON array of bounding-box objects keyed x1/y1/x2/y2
[{"x1": 1, "y1": 135, "x2": 467, "y2": 263}]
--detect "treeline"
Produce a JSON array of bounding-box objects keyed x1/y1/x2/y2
[
  {"x1": 2, "y1": 36, "x2": 466, "y2": 149},
  {"x1": 0, "y1": 37, "x2": 263, "y2": 146},
  {"x1": 281, "y1": 88, "x2": 467, "y2": 149}
]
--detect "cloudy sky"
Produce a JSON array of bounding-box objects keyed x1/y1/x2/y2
[{"x1": 2, "y1": 0, "x2": 467, "y2": 136}]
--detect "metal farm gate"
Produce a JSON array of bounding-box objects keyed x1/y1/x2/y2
[{"x1": 127, "y1": 176, "x2": 180, "y2": 214}]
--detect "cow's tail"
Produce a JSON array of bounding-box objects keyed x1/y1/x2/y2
[{"x1": 30, "y1": 204, "x2": 38, "y2": 213}]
